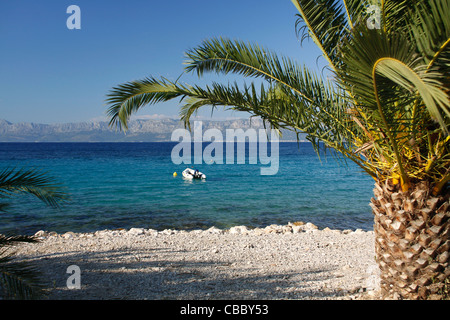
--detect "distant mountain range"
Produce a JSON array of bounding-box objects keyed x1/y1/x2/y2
[{"x1": 0, "y1": 118, "x2": 305, "y2": 142}]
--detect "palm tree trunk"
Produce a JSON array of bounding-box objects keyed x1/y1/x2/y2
[{"x1": 371, "y1": 180, "x2": 450, "y2": 299}]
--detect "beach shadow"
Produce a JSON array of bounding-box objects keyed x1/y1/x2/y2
[{"x1": 16, "y1": 247, "x2": 349, "y2": 300}]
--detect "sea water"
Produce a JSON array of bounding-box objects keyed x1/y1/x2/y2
[{"x1": 0, "y1": 142, "x2": 375, "y2": 235}]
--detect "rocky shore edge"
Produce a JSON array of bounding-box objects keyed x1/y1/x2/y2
[{"x1": 33, "y1": 221, "x2": 370, "y2": 240}]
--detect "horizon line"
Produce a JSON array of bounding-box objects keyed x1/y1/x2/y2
[{"x1": 1, "y1": 115, "x2": 258, "y2": 125}]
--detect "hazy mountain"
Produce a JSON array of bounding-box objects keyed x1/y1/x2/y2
[{"x1": 0, "y1": 118, "x2": 305, "y2": 142}]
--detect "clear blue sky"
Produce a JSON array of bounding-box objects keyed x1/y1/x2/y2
[{"x1": 0, "y1": 0, "x2": 324, "y2": 124}]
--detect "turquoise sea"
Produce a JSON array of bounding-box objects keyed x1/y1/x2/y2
[{"x1": 0, "y1": 142, "x2": 375, "y2": 235}]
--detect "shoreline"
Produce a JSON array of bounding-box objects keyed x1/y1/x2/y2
[
  {"x1": 12, "y1": 222, "x2": 381, "y2": 300},
  {"x1": 32, "y1": 221, "x2": 370, "y2": 238}
]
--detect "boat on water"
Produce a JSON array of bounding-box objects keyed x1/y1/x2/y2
[{"x1": 182, "y1": 168, "x2": 206, "y2": 180}]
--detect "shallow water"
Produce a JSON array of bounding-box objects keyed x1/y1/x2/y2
[{"x1": 0, "y1": 142, "x2": 375, "y2": 235}]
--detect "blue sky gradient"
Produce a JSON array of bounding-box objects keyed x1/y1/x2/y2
[{"x1": 1, "y1": 0, "x2": 324, "y2": 124}]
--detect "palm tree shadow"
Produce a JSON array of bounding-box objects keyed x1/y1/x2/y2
[{"x1": 17, "y1": 247, "x2": 348, "y2": 300}]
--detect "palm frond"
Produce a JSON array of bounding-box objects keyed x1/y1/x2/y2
[
  {"x1": 0, "y1": 167, "x2": 67, "y2": 299},
  {"x1": 0, "y1": 249, "x2": 44, "y2": 299},
  {"x1": 337, "y1": 25, "x2": 449, "y2": 128},
  {"x1": 336, "y1": 20, "x2": 449, "y2": 189},
  {"x1": 184, "y1": 37, "x2": 319, "y2": 105},
  {"x1": 406, "y1": 0, "x2": 450, "y2": 65},
  {"x1": 106, "y1": 77, "x2": 186, "y2": 130},
  {"x1": 0, "y1": 235, "x2": 43, "y2": 300},
  {"x1": 292, "y1": 0, "x2": 349, "y2": 72},
  {"x1": 382, "y1": 0, "x2": 411, "y2": 32},
  {"x1": 374, "y1": 58, "x2": 450, "y2": 132},
  {"x1": 0, "y1": 235, "x2": 39, "y2": 246},
  {"x1": 0, "y1": 167, "x2": 68, "y2": 208}
]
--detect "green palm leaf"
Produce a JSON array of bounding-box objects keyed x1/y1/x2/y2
[
  {"x1": 106, "y1": 77, "x2": 185, "y2": 130},
  {"x1": 406, "y1": 0, "x2": 450, "y2": 65},
  {"x1": 0, "y1": 245, "x2": 44, "y2": 299},
  {"x1": 292, "y1": 0, "x2": 348, "y2": 72},
  {"x1": 184, "y1": 37, "x2": 320, "y2": 105},
  {"x1": 337, "y1": 26, "x2": 449, "y2": 131},
  {"x1": 375, "y1": 58, "x2": 450, "y2": 131},
  {"x1": 0, "y1": 167, "x2": 68, "y2": 299},
  {"x1": 0, "y1": 167, "x2": 68, "y2": 208}
]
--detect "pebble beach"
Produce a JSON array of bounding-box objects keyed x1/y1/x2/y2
[{"x1": 12, "y1": 222, "x2": 381, "y2": 300}]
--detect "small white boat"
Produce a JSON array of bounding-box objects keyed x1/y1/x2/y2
[{"x1": 182, "y1": 168, "x2": 206, "y2": 180}]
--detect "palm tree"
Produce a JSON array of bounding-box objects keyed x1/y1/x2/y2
[
  {"x1": 105, "y1": 0, "x2": 449, "y2": 299},
  {"x1": 0, "y1": 167, "x2": 68, "y2": 299}
]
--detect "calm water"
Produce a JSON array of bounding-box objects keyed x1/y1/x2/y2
[{"x1": 0, "y1": 142, "x2": 375, "y2": 235}]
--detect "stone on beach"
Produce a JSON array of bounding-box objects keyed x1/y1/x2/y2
[
  {"x1": 62, "y1": 231, "x2": 76, "y2": 239},
  {"x1": 128, "y1": 228, "x2": 145, "y2": 236},
  {"x1": 228, "y1": 225, "x2": 250, "y2": 234},
  {"x1": 205, "y1": 226, "x2": 224, "y2": 234}
]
